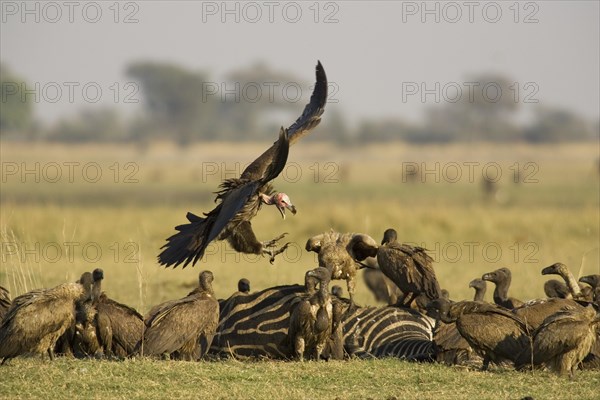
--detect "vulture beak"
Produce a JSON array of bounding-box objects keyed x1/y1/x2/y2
[
  {"x1": 541, "y1": 266, "x2": 554, "y2": 275},
  {"x1": 277, "y1": 204, "x2": 297, "y2": 219},
  {"x1": 481, "y1": 273, "x2": 492, "y2": 281}
]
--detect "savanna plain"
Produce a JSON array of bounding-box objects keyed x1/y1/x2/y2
[{"x1": 1, "y1": 141, "x2": 599, "y2": 399}]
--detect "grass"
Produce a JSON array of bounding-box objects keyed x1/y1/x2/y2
[
  {"x1": 0, "y1": 141, "x2": 599, "y2": 399},
  {"x1": 1, "y1": 357, "x2": 599, "y2": 400}
]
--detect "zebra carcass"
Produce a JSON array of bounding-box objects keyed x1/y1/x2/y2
[{"x1": 209, "y1": 284, "x2": 436, "y2": 360}]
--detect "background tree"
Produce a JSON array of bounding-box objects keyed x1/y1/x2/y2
[{"x1": 0, "y1": 63, "x2": 33, "y2": 135}]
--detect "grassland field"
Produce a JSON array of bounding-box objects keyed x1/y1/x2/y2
[{"x1": 0, "y1": 141, "x2": 598, "y2": 399}]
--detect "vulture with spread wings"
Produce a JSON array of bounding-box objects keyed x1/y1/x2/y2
[{"x1": 158, "y1": 61, "x2": 327, "y2": 268}]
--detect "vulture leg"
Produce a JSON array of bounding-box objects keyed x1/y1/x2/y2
[
  {"x1": 295, "y1": 336, "x2": 305, "y2": 361},
  {"x1": 481, "y1": 356, "x2": 491, "y2": 371},
  {"x1": 402, "y1": 292, "x2": 418, "y2": 308},
  {"x1": 262, "y1": 233, "x2": 290, "y2": 263}
]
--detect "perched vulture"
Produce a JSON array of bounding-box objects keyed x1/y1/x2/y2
[
  {"x1": 430, "y1": 299, "x2": 531, "y2": 371},
  {"x1": 0, "y1": 273, "x2": 94, "y2": 364},
  {"x1": 237, "y1": 278, "x2": 251, "y2": 294},
  {"x1": 158, "y1": 61, "x2": 327, "y2": 268},
  {"x1": 541, "y1": 262, "x2": 583, "y2": 299},
  {"x1": 74, "y1": 268, "x2": 145, "y2": 358},
  {"x1": 288, "y1": 267, "x2": 333, "y2": 361},
  {"x1": 469, "y1": 278, "x2": 487, "y2": 302},
  {"x1": 0, "y1": 286, "x2": 10, "y2": 322},
  {"x1": 142, "y1": 271, "x2": 219, "y2": 360},
  {"x1": 374, "y1": 229, "x2": 441, "y2": 307},
  {"x1": 306, "y1": 230, "x2": 379, "y2": 305},
  {"x1": 481, "y1": 267, "x2": 523, "y2": 309},
  {"x1": 516, "y1": 306, "x2": 600, "y2": 378}
]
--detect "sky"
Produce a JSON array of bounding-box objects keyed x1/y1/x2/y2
[{"x1": 1, "y1": 0, "x2": 599, "y2": 126}]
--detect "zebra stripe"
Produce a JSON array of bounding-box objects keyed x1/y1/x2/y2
[{"x1": 210, "y1": 284, "x2": 435, "y2": 361}]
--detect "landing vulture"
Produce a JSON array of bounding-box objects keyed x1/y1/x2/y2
[{"x1": 159, "y1": 61, "x2": 327, "y2": 268}]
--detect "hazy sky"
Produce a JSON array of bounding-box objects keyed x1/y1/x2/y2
[{"x1": 1, "y1": 1, "x2": 599, "y2": 125}]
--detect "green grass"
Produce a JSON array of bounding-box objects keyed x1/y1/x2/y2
[
  {"x1": 1, "y1": 357, "x2": 599, "y2": 400},
  {"x1": 0, "y1": 141, "x2": 599, "y2": 398}
]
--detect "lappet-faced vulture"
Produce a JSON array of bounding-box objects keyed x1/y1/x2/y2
[{"x1": 158, "y1": 62, "x2": 327, "y2": 268}]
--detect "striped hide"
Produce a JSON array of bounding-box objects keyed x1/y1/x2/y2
[{"x1": 210, "y1": 284, "x2": 435, "y2": 360}]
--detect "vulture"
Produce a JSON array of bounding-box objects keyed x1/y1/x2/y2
[
  {"x1": 469, "y1": 278, "x2": 487, "y2": 302},
  {"x1": 0, "y1": 273, "x2": 94, "y2": 364},
  {"x1": 430, "y1": 299, "x2": 531, "y2": 371},
  {"x1": 158, "y1": 61, "x2": 328, "y2": 268},
  {"x1": 363, "y1": 268, "x2": 404, "y2": 306},
  {"x1": 544, "y1": 280, "x2": 571, "y2": 299},
  {"x1": 288, "y1": 267, "x2": 333, "y2": 361},
  {"x1": 516, "y1": 306, "x2": 600, "y2": 378},
  {"x1": 331, "y1": 285, "x2": 344, "y2": 298},
  {"x1": 579, "y1": 275, "x2": 600, "y2": 303},
  {"x1": 0, "y1": 286, "x2": 11, "y2": 322},
  {"x1": 481, "y1": 267, "x2": 523, "y2": 309},
  {"x1": 142, "y1": 270, "x2": 219, "y2": 360},
  {"x1": 237, "y1": 278, "x2": 251, "y2": 294},
  {"x1": 512, "y1": 298, "x2": 584, "y2": 330},
  {"x1": 541, "y1": 262, "x2": 583, "y2": 299},
  {"x1": 372, "y1": 228, "x2": 441, "y2": 307},
  {"x1": 74, "y1": 269, "x2": 145, "y2": 358},
  {"x1": 306, "y1": 230, "x2": 379, "y2": 305}
]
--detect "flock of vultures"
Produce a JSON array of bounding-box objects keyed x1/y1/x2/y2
[{"x1": 1, "y1": 62, "x2": 599, "y2": 379}]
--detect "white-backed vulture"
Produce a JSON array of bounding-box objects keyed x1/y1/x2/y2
[
  {"x1": 469, "y1": 278, "x2": 487, "y2": 302},
  {"x1": 430, "y1": 299, "x2": 531, "y2": 370},
  {"x1": 306, "y1": 230, "x2": 378, "y2": 305},
  {"x1": 374, "y1": 229, "x2": 441, "y2": 307},
  {"x1": 0, "y1": 273, "x2": 94, "y2": 364},
  {"x1": 288, "y1": 267, "x2": 333, "y2": 361},
  {"x1": 142, "y1": 270, "x2": 219, "y2": 360},
  {"x1": 541, "y1": 262, "x2": 584, "y2": 299},
  {"x1": 516, "y1": 306, "x2": 600, "y2": 378},
  {"x1": 481, "y1": 267, "x2": 523, "y2": 309}
]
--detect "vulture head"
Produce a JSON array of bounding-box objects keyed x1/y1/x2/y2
[
  {"x1": 307, "y1": 267, "x2": 332, "y2": 287},
  {"x1": 262, "y1": 192, "x2": 296, "y2": 219},
  {"x1": 381, "y1": 228, "x2": 398, "y2": 245},
  {"x1": 331, "y1": 285, "x2": 344, "y2": 297},
  {"x1": 469, "y1": 278, "x2": 486, "y2": 291},
  {"x1": 482, "y1": 267, "x2": 512, "y2": 284},
  {"x1": 427, "y1": 297, "x2": 453, "y2": 323},
  {"x1": 541, "y1": 262, "x2": 568, "y2": 277},
  {"x1": 238, "y1": 278, "x2": 250, "y2": 294},
  {"x1": 79, "y1": 272, "x2": 94, "y2": 302},
  {"x1": 199, "y1": 270, "x2": 215, "y2": 296},
  {"x1": 579, "y1": 274, "x2": 600, "y2": 290}
]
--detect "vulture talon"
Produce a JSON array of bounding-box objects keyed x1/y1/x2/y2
[{"x1": 268, "y1": 242, "x2": 291, "y2": 264}]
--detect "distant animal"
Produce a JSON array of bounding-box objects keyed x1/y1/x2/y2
[
  {"x1": 0, "y1": 273, "x2": 94, "y2": 364},
  {"x1": 516, "y1": 306, "x2": 600, "y2": 378},
  {"x1": 430, "y1": 299, "x2": 531, "y2": 371},
  {"x1": 288, "y1": 267, "x2": 333, "y2": 361},
  {"x1": 158, "y1": 62, "x2": 327, "y2": 268},
  {"x1": 481, "y1": 267, "x2": 523, "y2": 309},
  {"x1": 142, "y1": 271, "x2": 219, "y2": 360},
  {"x1": 469, "y1": 279, "x2": 487, "y2": 302}
]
